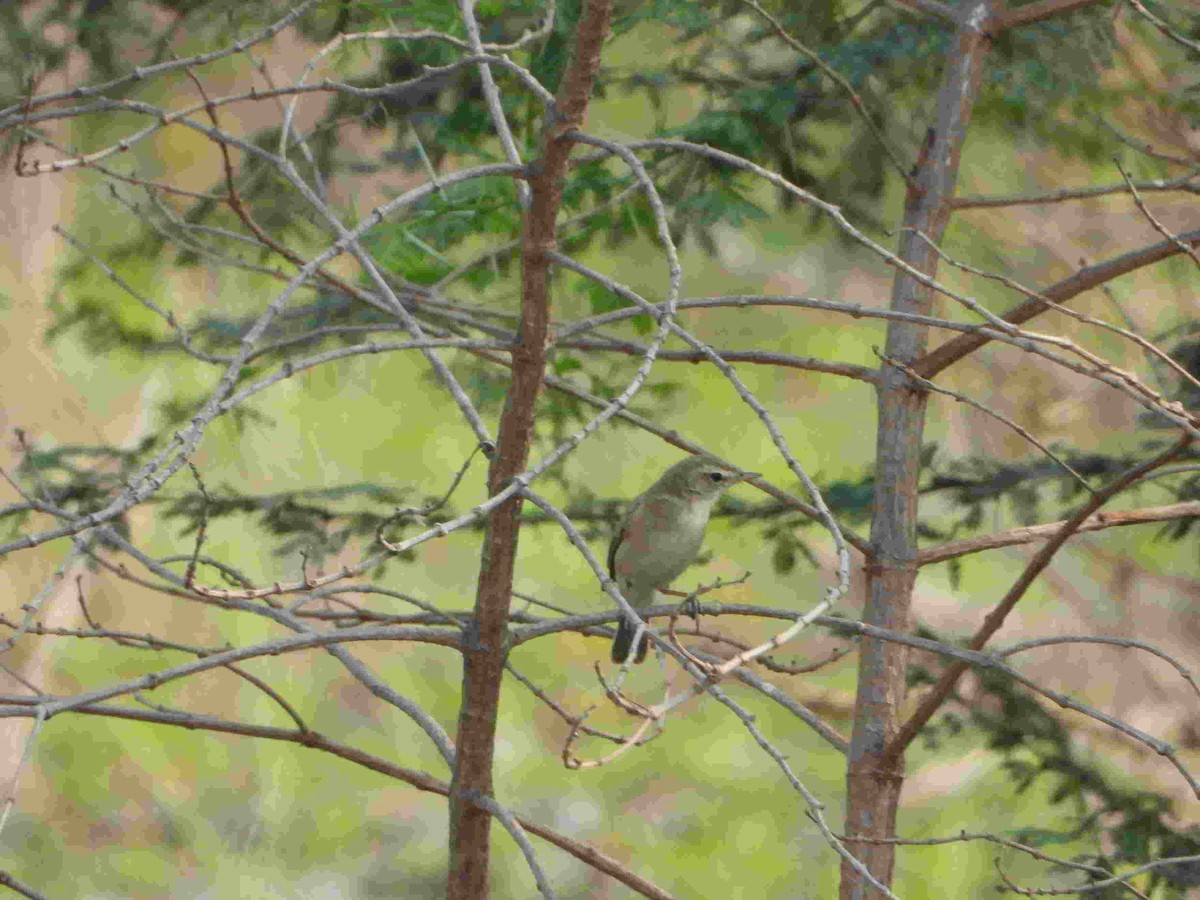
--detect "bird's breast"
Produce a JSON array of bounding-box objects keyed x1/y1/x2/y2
[{"x1": 614, "y1": 495, "x2": 712, "y2": 591}]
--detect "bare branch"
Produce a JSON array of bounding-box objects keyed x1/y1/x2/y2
[
  {"x1": 0, "y1": 696, "x2": 675, "y2": 900},
  {"x1": 79, "y1": 525, "x2": 464, "y2": 769},
  {"x1": 838, "y1": 832, "x2": 1150, "y2": 900},
  {"x1": 458, "y1": 0, "x2": 532, "y2": 208},
  {"x1": 913, "y1": 227, "x2": 1200, "y2": 377},
  {"x1": 878, "y1": 351, "x2": 1096, "y2": 493},
  {"x1": 999, "y1": 852, "x2": 1200, "y2": 896},
  {"x1": 0, "y1": 0, "x2": 320, "y2": 120},
  {"x1": 2, "y1": 624, "x2": 457, "y2": 720},
  {"x1": 1115, "y1": 159, "x2": 1200, "y2": 271},
  {"x1": 561, "y1": 337, "x2": 879, "y2": 383},
  {"x1": 0, "y1": 869, "x2": 51, "y2": 900},
  {"x1": 904, "y1": 227, "x2": 1200, "y2": 397},
  {"x1": 740, "y1": 0, "x2": 912, "y2": 182},
  {"x1": 887, "y1": 0, "x2": 961, "y2": 23},
  {"x1": 953, "y1": 170, "x2": 1200, "y2": 209},
  {"x1": 885, "y1": 435, "x2": 1193, "y2": 767},
  {"x1": 999, "y1": 635, "x2": 1200, "y2": 703},
  {"x1": 918, "y1": 500, "x2": 1200, "y2": 565},
  {"x1": 1125, "y1": 0, "x2": 1200, "y2": 54},
  {"x1": 0, "y1": 162, "x2": 523, "y2": 559},
  {"x1": 0, "y1": 706, "x2": 45, "y2": 845},
  {"x1": 448, "y1": 3, "x2": 615, "y2": 894},
  {"x1": 994, "y1": 0, "x2": 1106, "y2": 31}
]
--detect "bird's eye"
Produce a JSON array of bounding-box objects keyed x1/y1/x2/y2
[{"x1": 708, "y1": 471, "x2": 725, "y2": 483}]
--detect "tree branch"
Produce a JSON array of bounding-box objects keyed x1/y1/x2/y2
[
  {"x1": 952, "y1": 170, "x2": 1200, "y2": 209},
  {"x1": 446, "y1": 3, "x2": 613, "y2": 897},
  {"x1": 993, "y1": 0, "x2": 1105, "y2": 31},
  {"x1": 912, "y1": 228, "x2": 1200, "y2": 378},
  {"x1": 918, "y1": 500, "x2": 1200, "y2": 566},
  {"x1": 842, "y1": 3, "x2": 995, "y2": 895},
  {"x1": 0, "y1": 697, "x2": 676, "y2": 900},
  {"x1": 883, "y1": 435, "x2": 1192, "y2": 766},
  {"x1": 887, "y1": 0, "x2": 961, "y2": 24}
]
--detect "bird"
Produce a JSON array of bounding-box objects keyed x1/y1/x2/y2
[{"x1": 608, "y1": 454, "x2": 754, "y2": 664}]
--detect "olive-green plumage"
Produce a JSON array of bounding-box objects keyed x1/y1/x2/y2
[{"x1": 608, "y1": 455, "x2": 752, "y2": 663}]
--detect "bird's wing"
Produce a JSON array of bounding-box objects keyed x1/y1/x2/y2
[{"x1": 607, "y1": 495, "x2": 642, "y2": 578}]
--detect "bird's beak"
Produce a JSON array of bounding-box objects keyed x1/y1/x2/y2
[{"x1": 734, "y1": 470, "x2": 760, "y2": 483}]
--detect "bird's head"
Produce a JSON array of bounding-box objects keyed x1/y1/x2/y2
[{"x1": 653, "y1": 455, "x2": 756, "y2": 501}]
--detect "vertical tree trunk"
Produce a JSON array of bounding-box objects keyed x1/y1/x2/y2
[
  {"x1": 445, "y1": 4, "x2": 613, "y2": 898},
  {"x1": 839, "y1": 4, "x2": 996, "y2": 897}
]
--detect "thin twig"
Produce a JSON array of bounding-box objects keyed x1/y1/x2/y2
[
  {"x1": 885, "y1": 435, "x2": 1194, "y2": 768},
  {"x1": 1115, "y1": 158, "x2": 1200, "y2": 271},
  {"x1": 878, "y1": 350, "x2": 1096, "y2": 493}
]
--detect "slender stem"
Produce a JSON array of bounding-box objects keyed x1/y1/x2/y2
[
  {"x1": 841, "y1": 3, "x2": 995, "y2": 896},
  {"x1": 883, "y1": 435, "x2": 1192, "y2": 767},
  {"x1": 917, "y1": 500, "x2": 1200, "y2": 566},
  {"x1": 993, "y1": 0, "x2": 1104, "y2": 30},
  {"x1": 445, "y1": 4, "x2": 613, "y2": 897},
  {"x1": 912, "y1": 230, "x2": 1200, "y2": 378}
]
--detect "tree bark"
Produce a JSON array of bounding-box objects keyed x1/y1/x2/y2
[
  {"x1": 445, "y1": 3, "x2": 613, "y2": 898},
  {"x1": 839, "y1": 3, "x2": 996, "y2": 897}
]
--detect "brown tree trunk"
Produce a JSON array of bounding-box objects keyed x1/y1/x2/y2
[
  {"x1": 839, "y1": 3, "x2": 996, "y2": 897},
  {"x1": 445, "y1": 4, "x2": 613, "y2": 898}
]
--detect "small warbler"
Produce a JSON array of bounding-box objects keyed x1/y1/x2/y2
[{"x1": 608, "y1": 455, "x2": 754, "y2": 664}]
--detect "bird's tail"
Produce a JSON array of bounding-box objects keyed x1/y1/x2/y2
[{"x1": 611, "y1": 617, "x2": 649, "y2": 664}]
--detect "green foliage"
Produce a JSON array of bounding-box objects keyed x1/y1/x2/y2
[
  {"x1": 157, "y1": 393, "x2": 275, "y2": 436},
  {"x1": 913, "y1": 657, "x2": 1200, "y2": 897},
  {"x1": 0, "y1": 438, "x2": 153, "y2": 547},
  {"x1": 11, "y1": 1, "x2": 1200, "y2": 896},
  {"x1": 166, "y1": 480, "x2": 418, "y2": 565},
  {"x1": 46, "y1": 292, "x2": 163, "y2": 353},
  {"x1": 727, "y1": 433, "x2": 1198, "y2": 589},
  {"x1": 41, "y1": 0, "x2": 1194, "y2": 421},
  {"x1": 764, "y1": 521, "x2": 819, "y2": 575},
  {"x1": 924, "y1": 440, "x2": 1200, "y2": 540},
  {"x1": 528, "y1": 0, "x2": 581, "y2": 94}
]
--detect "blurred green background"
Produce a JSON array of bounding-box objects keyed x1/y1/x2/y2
[{"x1": 1, "y1": 1, "x2": 1198, "y2": 897}]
